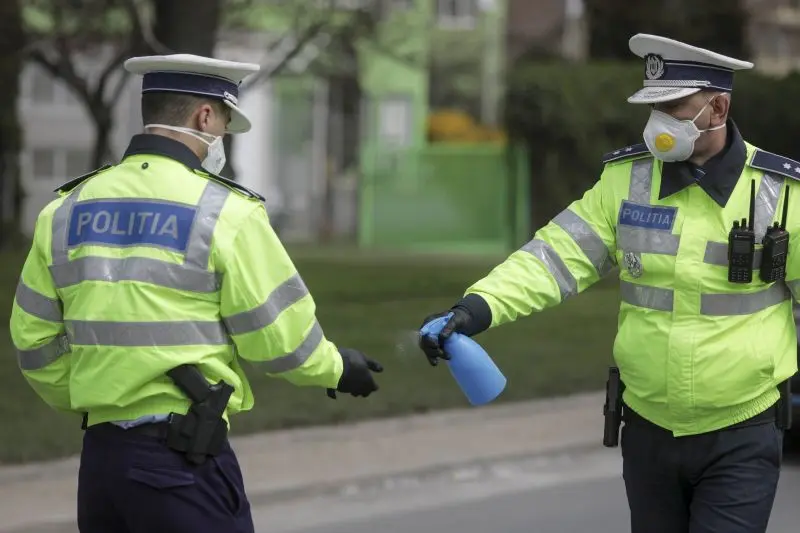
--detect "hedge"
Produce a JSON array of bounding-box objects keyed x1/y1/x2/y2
[{"x1": 504, "y1": 61, "x2": 800, "y2": 227}]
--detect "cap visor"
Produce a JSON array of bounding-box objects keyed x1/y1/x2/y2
[
  {"x1": 627, "y1": 86, "x2": 701, "y2": 104},
  {"x1": 223, "y1": 100, "x2": 251, "y2": 134}
]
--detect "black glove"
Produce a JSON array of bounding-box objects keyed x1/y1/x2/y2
[
  {"x1": 326, "y1": 348, "x2": 383, "y2": 399},
  {"x1": 418, "y1": 307, "x2": 473, "y2": 367}
]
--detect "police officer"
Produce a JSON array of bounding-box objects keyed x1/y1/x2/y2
[
  {"x1": 420, "y1": 34, "x2": 799, "y2": 533},
  {"x1": 10, "y1": 54, "x2": 383, "y2": 533}
]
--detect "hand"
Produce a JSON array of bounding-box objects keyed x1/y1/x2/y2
[
  {"x1": 326, "y1": 348, "x2": 383, "y2": 399},
  {"x1": 418, "y1": 307, "x2": 472, "y2": 367}
]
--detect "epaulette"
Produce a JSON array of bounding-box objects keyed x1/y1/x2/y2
[
  {"x1": 749, "y1": 149, "x2": 800, "y2": 181},
  {"x1": 602, "y1": 143, "x2": 651, "y2": 165},
  {"x1": 195, "y1": 169, "x2": 266, "y2": 202},
  {"x1": 53, "y1": 164, "x2": 114, "y2": 194}
]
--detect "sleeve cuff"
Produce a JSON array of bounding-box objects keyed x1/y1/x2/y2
[{"x1": 452, "y1": 293, "x2": 492, "y2": 337}]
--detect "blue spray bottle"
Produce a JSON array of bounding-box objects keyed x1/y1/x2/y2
[{"x1": 420, "y1": 313, "x2": 507, "y2": 406}]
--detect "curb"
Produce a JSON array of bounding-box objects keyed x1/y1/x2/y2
[
  {"x1": 0, "y1": 392, "x2": 605, "y2": 533},
  {"x1": 2, "y1": 440, "x2": 603, "y2": 533},
  {"x1": 245, "y1": 440, "x2": 601, "y2": 509}
]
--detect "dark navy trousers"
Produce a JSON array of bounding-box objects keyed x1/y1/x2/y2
[
  {"x1": 77, "y1": 422, "x2": 254, "y2": 533},
  {"x1": 621, "y1": 405, "x2": 783, "y2": 533}
]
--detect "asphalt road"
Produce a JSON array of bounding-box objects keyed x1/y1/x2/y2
[
  {"x1": 254, "y1": 445, "x2": 800, "y2": 533},
  {"x1": 10, "y1": 442, "x2": 799, "y2": 533}
]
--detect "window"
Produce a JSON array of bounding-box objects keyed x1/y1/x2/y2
[
  {"x1": 436, "y1": 0, "x2": 476, "y2": 28},
  {"x1": 29, "y1": 148, "x2": 93, "y2": 182},
  {"x1": 565, "y1": 0, "x2": 584, "y2": 18},
  {"x1": 374, "y1": 0, "x2": 414, "y2": 20},
  {"x1": 65, "y1": 149, "x2": 92, "y2": 177},
  {"x1": 315, "y1": 0, "x2": 369, "y2": 9},
  {"x1": 377, "y1": 96, "x2": 413, "y2": 148},
  {"x1": 384, "y1": 0, "x2": 414, "y2": 11},
  {"x1": 25, "y1": 63, "x2": 80, "y2": 107},
  {"x1": 30, "y1": 66, "x2": 56, "y2": 104},
  {"x1": 31, "y1": 149, "x2": 56, "y2": 181}
]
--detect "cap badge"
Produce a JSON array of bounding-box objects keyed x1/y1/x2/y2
[
  {"x1": 645, "y1": 54, "x2": 665, "y2": 80},
  {"x1": 223, "y1": 91, "x2": 238, "y2": 105},
  {"x1": 624, "y1": 252, "x2": 643, "y2": 278}
]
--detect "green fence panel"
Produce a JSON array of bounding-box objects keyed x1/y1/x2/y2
[{"x1": 359, "y1": 143, "x2": 529, "y2": 255}]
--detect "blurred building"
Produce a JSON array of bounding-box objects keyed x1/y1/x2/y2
[
  {"x1": 504, "y1": 0, "x2": 800, "y2": 75},
  {"x1": 505, "y1": 0, "x2": 588, "y2": 63},
  {"x1": 15, "y1": 0, "x2": 511, "y2": 246},
  {"x1": 745, "y1": 0, "x2": 800, "y2": 75}
]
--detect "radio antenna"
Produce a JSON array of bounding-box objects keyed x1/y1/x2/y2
[
  {"x1": 780, "y1": 184, "x2": 790, "y2": 230},
  {"x1": 748, "y1": 179, "x2": 756, "y2": 231}
]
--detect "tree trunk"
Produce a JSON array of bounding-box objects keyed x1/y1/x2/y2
[
  {"x1": 152, "y1": 0, "x2": 228, "y2": 176},
  {"x1": 152, "y1": 0, "x2": 221, "y2": 55},
  {"x1": 585, "y1": 0, "x2": 747, "y2": 60},
  {"x1": 321, "y1": 69, "x2": 361, "y2": 241},
  {"x1": 0, "y1": 0, "x2": 24, "y2": 245},
  {"x1": 90, "y1": 104, "x2": 114, "y2": 169}
]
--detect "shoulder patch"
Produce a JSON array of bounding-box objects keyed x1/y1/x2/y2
[
  {"x1": 54, "y1": 164, "x2": 114, "y2": 194},
  {"x1": 602, "y1": 143, "x2": 651, "y2": 165},
  {"x1": 749, "y1": 149, "x2": 800, "y2": 181},
  {"x1": 194, "y1": 169, "x2": 266, "y2": 202}
]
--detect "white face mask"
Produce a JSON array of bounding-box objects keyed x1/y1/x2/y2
[
  {"x1": 642, "y1": 96, "x2": 726, "y2": 162},
  {"x1": 144, "y1": 124, "x2": 226, "y2": 175}
]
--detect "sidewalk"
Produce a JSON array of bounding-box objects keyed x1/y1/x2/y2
[{"x1": 0, "y1": 391, "x2": 604, "y2": 532}]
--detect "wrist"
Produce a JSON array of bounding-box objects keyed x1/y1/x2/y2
[
  {"x1": 335, "y1": 349, "x2": 350, "y2": 389},
  {"x1": 451, "y1": 293, "x2": 492, "y2": 336}
]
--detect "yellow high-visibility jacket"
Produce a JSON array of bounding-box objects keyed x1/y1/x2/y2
[
  {"x1": 462, "y1": 137, "x2": 799, "y2": 436},
  {"x1": 10, "y1": 134, "x2": 343, "y2": 427}
]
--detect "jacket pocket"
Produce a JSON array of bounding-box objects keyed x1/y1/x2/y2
[
  {"x1": 126, "y1": 466, "x2": 196, "y2": 490},
  {"x1": 211, "y1": 454, "x2": 248, "y2": 516}
]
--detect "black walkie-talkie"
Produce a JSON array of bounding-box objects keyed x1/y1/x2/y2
[
  {"x1": 760, "y1": 184, "x2": 791, "y2": 283},
  {"x1": 728, "y1": 179, "x2": 757, "y2": 283}
]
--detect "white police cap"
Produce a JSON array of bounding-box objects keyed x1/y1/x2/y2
[
  {"x1": 627, "y1": 34, "x2": 754, "y2": 105},
  {"x1": 124, "y1": 54, "x2": 260, "y2": 134}
]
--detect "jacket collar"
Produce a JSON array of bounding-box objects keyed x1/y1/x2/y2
[
  {"x1": 122, "y1": 133, "x2": 204, "y2": 171},
  {"x1": 658, "y1": 119, "x2": 747, "y2": 208}
]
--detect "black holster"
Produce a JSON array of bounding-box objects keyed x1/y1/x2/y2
[
  {"x1": 603, "y1": 366, "x2": 625, "y2": 448},
  {"x1": 777, "y1": 379, "x2": 793, "y2": 431},
  {"x1": 166, "y1": 364, "x2": 234, "y2": 465}
]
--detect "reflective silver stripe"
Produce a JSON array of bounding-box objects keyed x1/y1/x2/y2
[
  {"x1": 184, "y1": 182, "x2": 230, "y2": 270},
  {"x1": 702, "y1": 173, "x2": 784, "y2": 267},
  {"x1": 703, "y1": 242, "x2": 762, "y2": 268},
  {"x1": 623, "y1": 159, "x2": 655, "y2": 273},
  {"x1": 552, "y1": 209, "x2": 615, "y2": 277},
  {"x1": 753, "y1": 173, "x2": 784, "y2": 241},
  {"x1": 49, "y1": 180, "x2": 230, "y2": 291},
  {"x1": 223, "y1": 274, "x2": 309, "y2": 335},
  {"x1": 700, "y1": 283, "x2": 791, "y2": 316},
  {"x1": 628, "y1": 159, "x2": 654, "y2": 204},
  {"x1": 617, "y1": 225, "x2": 680, "y2": 255},
  {"x1": 619, "y1": 280, "x2": 674, "y2": 311},
  {"x1": 17, "y1": 336, "x2": 70, "y2": 371},
  {"x1": 15, "y1": 281, "x2": 63, "y2": 322},
  {"x1": 520, "y1": 239, "x2": 578, "y2": 300},
  {"x1": 254, "y1": 320, "x2": 324, "y2": 374},
  {"x1": 51, "y1": 183, "x2": 88, "y2": 265},
  {"x1": 66, "y1": 320, "x2": 230, "y2": 346},
  {"x1": 49, "y1": 256, "x2": 220, "y2": 292},
  {"x1": 788, "y1": 280, "x2": 800, "y2": 301}
]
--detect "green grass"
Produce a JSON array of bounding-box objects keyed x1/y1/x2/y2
[{"x1": 0, "y1": 247, "x2": 621, "y2": 464}]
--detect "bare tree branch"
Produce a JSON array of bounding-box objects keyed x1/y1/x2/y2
[
  {"x1": 124, "y1": 0, "x2": 172, "y2": 55},
  {"x1": 28, "y1": 47, "x2": 93, "y2": 104},
  {"x1": 95, "y1": 45, "x2": 135, "y2": 101},
  {"x1": 240, "y1": 22, "x2": 329, "y2": 91},
  {"x1": 110, "y1": 68, "x2": 132, "y2": 104}
]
